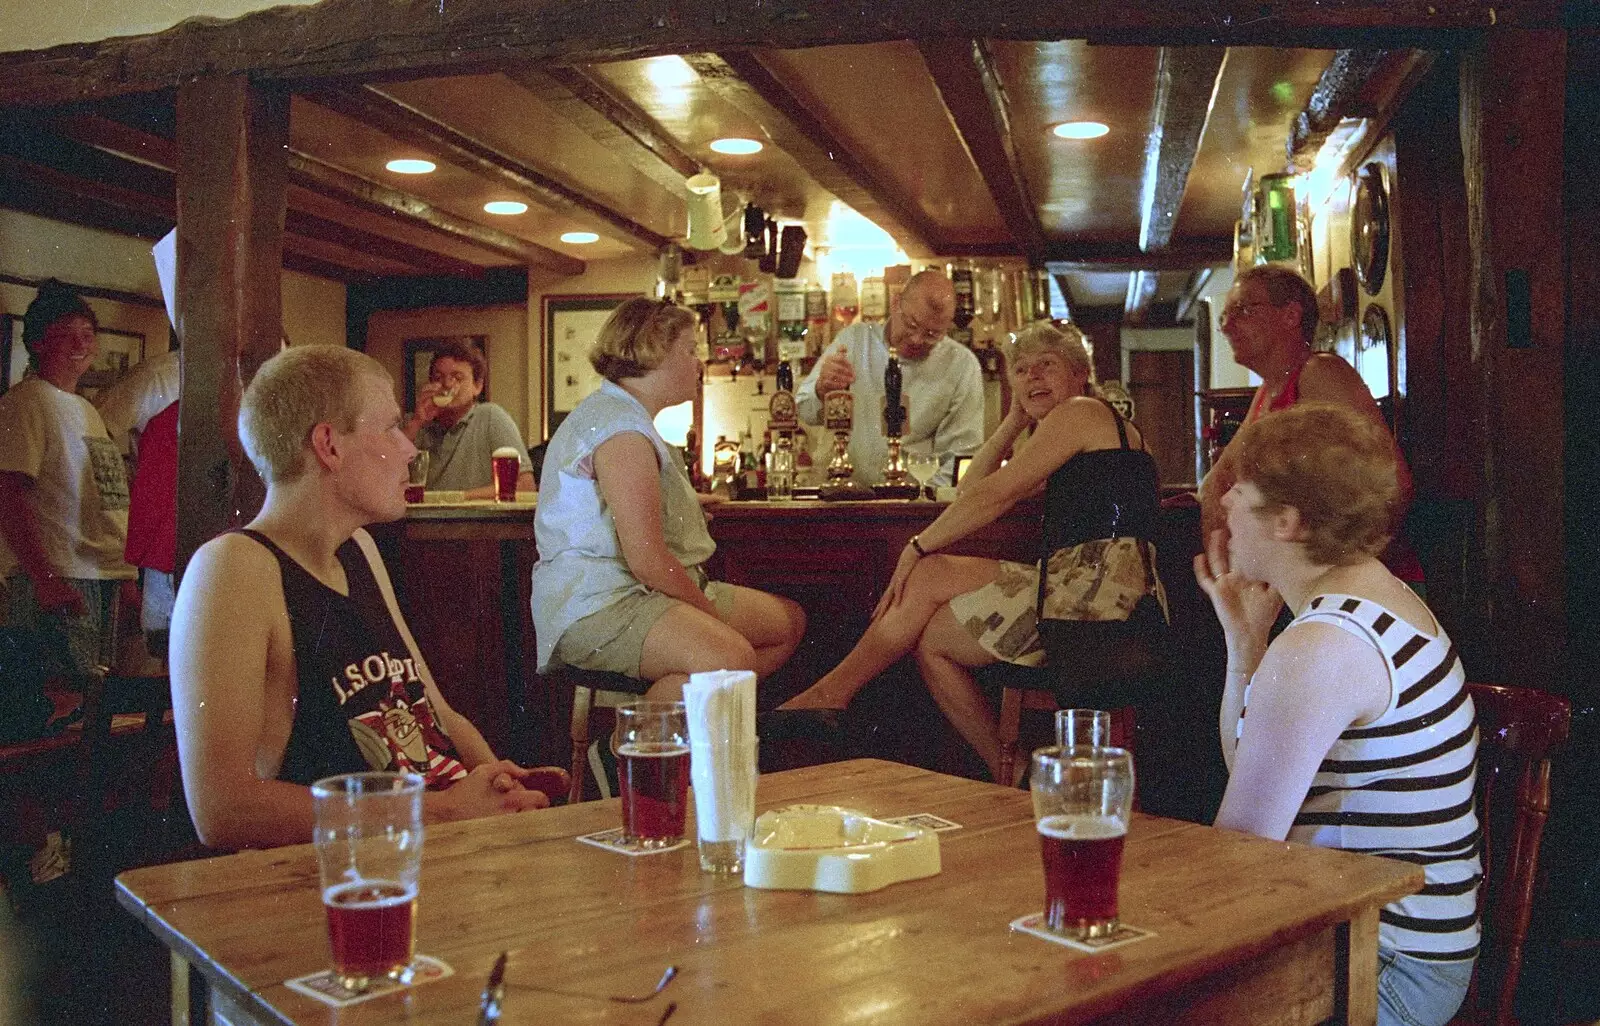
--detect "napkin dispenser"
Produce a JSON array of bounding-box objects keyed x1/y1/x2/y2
[{"x1": 742, "y1": 805, "x2": 941, "y2": 894}]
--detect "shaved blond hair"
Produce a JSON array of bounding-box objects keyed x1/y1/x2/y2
[{"x1": 240, "y1": 345, "x2": 391, "y2": 484}]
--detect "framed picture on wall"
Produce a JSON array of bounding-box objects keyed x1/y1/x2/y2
[
  {"x1": 403, "y1": 335, "x2": 489, "y2": 413},
  {"x1": 541, "y1": 293, "x2": 633, "y2": 438},
  {"x1": 1, "y1": 314, "x2": 26, "y2": 394},
  {"x1": 76, "y1": 327, "x2": 147, "y2": 404}
]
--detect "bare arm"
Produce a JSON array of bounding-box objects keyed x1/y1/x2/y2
[
  {"x1": 169, "y1": 534, "x2": 323, "y2": 850},
  {"x1": 1297, "y1": 354, "x2": 1414, "y2": 512},
  {"x1": 594, "y1": 431, "x2": 718, "y2": 616},
  {"x1": 1212, "y1": 623, "x2": 1389, "y2": 840},
  {"x1": 0, "y1": 471, "x2": 85, "y2": 615}
]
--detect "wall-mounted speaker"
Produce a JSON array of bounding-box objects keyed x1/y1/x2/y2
[{"x1": 776, "y1": 225, "x2": 807, "y2": 280}]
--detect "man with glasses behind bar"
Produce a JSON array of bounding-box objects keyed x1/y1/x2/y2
[
  {"x1": 1200, "y1": 265, "x2": 1422, "y2": 587},
  {"x1": 795, "y1": 269, "x2": 984, "y2": 487}
]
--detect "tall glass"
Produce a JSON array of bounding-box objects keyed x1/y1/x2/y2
[
  {"x1": 1055, "y1": 708, "x2": 1113, "y2": 749},
  {"x1": 491, "y1": 446, "x2": 521, "y2": 502},
  {"x1": 1030, "y1": 746, "x2": 1135, "y2": 939},
  {"x1": 405, "y1": 451, "x2": 429, "y2": 504},
  {"x1": 312, "y1": 772, "x2": 424, "y2": 992},
  {"x1": 615, "y1": 702, "x2": 690, "y2": 848}
]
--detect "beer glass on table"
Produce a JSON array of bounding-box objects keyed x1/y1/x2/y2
[
  {"x1": 905, "y1": 451, "x2": 940, "y2": 498},
  {"x1": 1055, "y1": 708, "x2": 1113, "y2": 749},
  {"x1": 311, "y1": 771, "x2": 424, "y2": 992},
  {"x1": 1030, "y1": 746, "x2": 1135, "y2": 939},
  {"x1": 491, "y1": 447, "x2": 521, "y2": 502},
  {"x1": 616, "y1": 702, "x2": 690, "y2": 848}
]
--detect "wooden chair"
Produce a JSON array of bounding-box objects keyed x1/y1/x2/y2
[
  {"x1": 987, "y1": 662, "x2": 1136, "y2": 787},
  {"x1": 1448, "y1": 681, "x2": 1571, "y2": 1026},
  {"x1": 554, "y1": 668, "x2": 647, "y2": 804}
]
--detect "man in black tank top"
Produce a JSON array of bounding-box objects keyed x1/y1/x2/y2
[{"x1": 169, "y1": 346, "x2": 566, "y2": 851}]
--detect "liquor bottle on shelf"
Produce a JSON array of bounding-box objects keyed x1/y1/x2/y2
[
  {"x1": 951, "y1": 261, "x2": 976, "y2": 330},
  {"x1": 860, "y1": 276, "x2": 887, "y2": 324},
  {"x1": 831, "y1": 272, "x2": 860, "y2": 328},
  {"x1": 775, "y1": 279, "x2": 808, "y2": 365},
  {"x1": 805, "y1": 282, "x2": 829, "y2": 361}
]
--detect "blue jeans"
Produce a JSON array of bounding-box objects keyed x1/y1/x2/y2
[{"x1": 1377, "y1": 947, "x2": 1475, "y2": 1026}]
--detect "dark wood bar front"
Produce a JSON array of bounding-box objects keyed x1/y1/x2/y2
[{"x1": 374, "y1": 497, "x2": 1228, "y2": 820}]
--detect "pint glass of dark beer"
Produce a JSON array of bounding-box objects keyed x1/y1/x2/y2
[
  {"x1": 1030, "y1": 746, "x2": 1135, "y2": 939},
  {"x1": 491, "y1": 446, "x2": 521, "y2": 502},
  {"x1": 312, "y1": 771, "x2": 425, "y2": 991},
  {"x1": 615, "y1": 701, "x2": 690, "y2": 848}
]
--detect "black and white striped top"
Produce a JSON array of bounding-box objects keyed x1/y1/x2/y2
[{"x1": 1237, "y1": 593, "x2": 1481, "y2": 961}]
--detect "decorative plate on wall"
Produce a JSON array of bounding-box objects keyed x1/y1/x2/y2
[{"x1": 1352, "y1": 162, "x2": 1391, "y2": 296}]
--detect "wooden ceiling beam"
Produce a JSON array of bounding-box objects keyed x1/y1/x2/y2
[
  {"x1": 0, "y1": 0, "x2": 1548, "y2": 107},
  {"x1": 1286, "y1": 49, "x2": 1433, "y2": 171},
  {"x1": 52, "y1": 110, "x2": 549, "y2": 277},
  {"x1": 1137, "y1": 47, "x2": 1227, "y2": 252},
  {"x1": 285, "y1": 152, "x2": 584, "y2": 276},
  {"x1": 919, "y1": 39, "x2": 1044, "y2": 263},
  {"x1": 282, "y1": 249, "x2": 366, "y2": 283},
  {"x1": 505, "y1": 65, "x2": 702, "y2": 195},
  {"x1": 1046, "y1": 238, "x2": 1231, "y2": 270},
  {"x1": 687, "y1": 51, "x2": 941, "y2": 257},
  {"x1": 282, "y1": 208, "x2": 486, "y2": 279},
  {"x1": 300, "y1": 84, "x2": 670, "y2": 250},
  {"x1": 1123, "y1": 268, "x2": 1161, "y2": 325},
  {"x1": 0, "y1": 161, "x2": 171, "y2": 240}
]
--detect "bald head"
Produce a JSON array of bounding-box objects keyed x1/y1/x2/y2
[{"x1": 890, "y1": 270, "x2": 956, "y2": 359}]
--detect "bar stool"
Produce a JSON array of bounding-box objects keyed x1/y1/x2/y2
[
  {"x1": 984, "y1": 662, "x2": 1136, "y2": 788},
  {"x1": 555, "y1": 668, "x2": 647, "y2": 804}
]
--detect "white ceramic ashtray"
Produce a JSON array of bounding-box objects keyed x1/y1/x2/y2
[{"x1": 743, "y1": 805, "x2": 941, "y2": 894}]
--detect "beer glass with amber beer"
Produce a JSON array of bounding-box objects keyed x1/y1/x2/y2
[
  {"x1": 615, "y1": 702, "x2": 690, "y2": 848},
  {"x1": 312, "y1": 772, "x2": 424, "y2": 991},
  {"x1": 1030, "y1": 746, "x2": 1135, "y2": 939},
  {"x1": 491, "y1": 446, "x2": 521, "y2": 502}
]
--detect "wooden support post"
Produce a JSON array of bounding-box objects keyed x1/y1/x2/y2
[
  {"x1": 173, "y1": 75, "x2": 288, "y2": 576},
  {"x1": 1459, "y1": 31, "x2": 1567, "y2": 690}
]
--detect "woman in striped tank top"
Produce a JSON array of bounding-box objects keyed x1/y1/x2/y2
[{"x1": 1193, "y1": 403, "x2": 1479, "y2": 1026}]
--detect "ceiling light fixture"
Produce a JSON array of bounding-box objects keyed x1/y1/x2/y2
[
  {"x1": 483, "y1": 200, "x2": 529, "y2": 216},
  {"x1": 385, "y1": 158, "x2": 436, "y2": 174},
  {"x1": 1052, "y1": 121, "x2": 1110, "y2": 140},
  {"x1": 560, "y1": 231, "x2": 600, "y2": 244},
  {"x1": 710, "y1": 137, "x2": 763, "y2": 155}
]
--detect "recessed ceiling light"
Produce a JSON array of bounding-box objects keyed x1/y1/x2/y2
[
  {"x1": 710, "y1": 137, "x2": 763, "y2": 155},
  {"x1": 1053, "y1": 121, "x2": 1110, "y2": 140},
  {"x1": 385, "y1": 158, "x2": 436, "y2": 174},
  {"x1": 483, "y1": 200, "x2": 529, "y2": 216},
  {"x1": 560, "y1": 231, "x2": 600, "y2": 244}
]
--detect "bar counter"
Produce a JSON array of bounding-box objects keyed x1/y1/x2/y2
[{"x1": 372, "y1": 495, "x2": 1227, "y2": 819}]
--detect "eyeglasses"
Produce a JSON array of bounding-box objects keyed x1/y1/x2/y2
[
  {"x1": 1219, "y1": 300, "x2": 1277, "y2": 322},
  {"x1": 899, "y1": 306, "x2": 946, "y2": 342}
]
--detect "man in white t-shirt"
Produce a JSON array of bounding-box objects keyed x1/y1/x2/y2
[
  {"x1": 0, "y1": 280, "x2": 135, "y2": 698},
  {"x1": 794, "y1": 270, "x2": 984, "y2": 487}
]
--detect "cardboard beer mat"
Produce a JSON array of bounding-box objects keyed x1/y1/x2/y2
[
  {"x1": 285, "y1": 955, "x2": 453, "y2": 1008},
  {"x1": 576, "y1": 827, "x2": 691, "y2": 856},
  {"x1": 1010, "y1": 914, "x2": 1154, "y2": 953},
  {"x1": 883, "y1": 813, "x2": 963, "y2": 833}
]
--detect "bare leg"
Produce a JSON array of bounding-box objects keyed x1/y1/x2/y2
[
  {"x1": 779, "y1": 555, "x2": 1000, "y2": 710},
  {"x1": 915, "y1": 604, "x2": 1005, "y2": 781},
  {"x1": 635, "y1": 587, "x2": 805, "y2": 701},
  {"x1": 718, "y1": 585, "x2": 806, "y2": 679}
]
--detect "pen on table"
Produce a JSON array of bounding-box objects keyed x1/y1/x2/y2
[{"x1": 479, "y1": 951, "x2": 507, "y2": 1026}]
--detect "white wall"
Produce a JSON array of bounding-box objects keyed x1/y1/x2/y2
[{"x1": 0, "y1": 0, "x2": 320, "y2": 53}]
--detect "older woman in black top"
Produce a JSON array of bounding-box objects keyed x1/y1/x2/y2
[{"x1": 779, "y1": 322, "x2": 1165, "y2": 781}]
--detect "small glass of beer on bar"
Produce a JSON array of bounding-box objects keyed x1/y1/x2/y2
[
  {"x1": 405, "y1": 451, "x2": 429, "y2": 504},
  {"x1": 312, "y1": 771, "x2": 425, "y2": 992},
  {"x1": 491, "y1": 446, "x2": 521, "y2": 502},
  {"x1": 615, "y1": 701, "x2": 690, "y2": 848},
  {"x1": 1030, "y1": 746, "x2": 1135, "y2": 939}
]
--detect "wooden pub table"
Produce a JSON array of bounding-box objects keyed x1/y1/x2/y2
[{"x1": 117, "y1": 760, "x2": 1420, "y2": 1025}]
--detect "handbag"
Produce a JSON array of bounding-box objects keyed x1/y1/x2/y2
[
  {"x1": 1035, "y1": 540, "x2": 1168, "y2": 689},
  {"x1": 1033, "y1": 399, "x2": 1168, "y2": 691}
]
